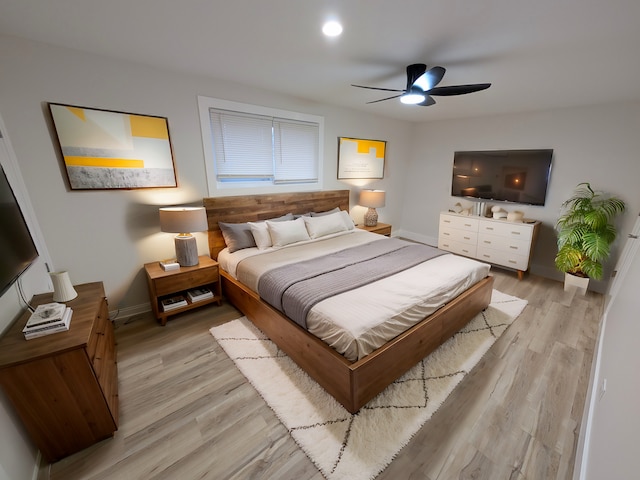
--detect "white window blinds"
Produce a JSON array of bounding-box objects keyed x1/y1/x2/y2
[{"x1": 209, "y1": 109, "x2": 319, "y2": 184}]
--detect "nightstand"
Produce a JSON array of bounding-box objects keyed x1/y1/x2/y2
[
  {"x1": 144, "y1": 255, "x2": 222, "y2": 325},
  {"x1": 357, "y1": 222, "x2": 392, "y2": 236}
]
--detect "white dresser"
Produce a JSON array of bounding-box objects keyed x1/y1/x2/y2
[{"x1": 438, "y1": 212, "x2": 540, "y2": 279}]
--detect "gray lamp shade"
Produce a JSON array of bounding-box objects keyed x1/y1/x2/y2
[
  {"x1": 159, "y1": 207, "x2": 208, "y2": 267},
  {"x1": 359, "y1": 190, "x2": 386, "y2": 208},
  {"x1": 159, "y1": 207, "x2": 208, "y2": 234}
]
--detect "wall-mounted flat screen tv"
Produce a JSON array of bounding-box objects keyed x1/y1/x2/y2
[
  {"x1": 451, "y1": 149, "x2": 553, "y2": 206},
  {"x1": 0, "y1": 162, "x2": 39, "y2": 297}
]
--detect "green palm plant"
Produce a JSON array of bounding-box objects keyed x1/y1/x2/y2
[{"x1": 555, "y1": 183, "x2": 626, "y2": 280}]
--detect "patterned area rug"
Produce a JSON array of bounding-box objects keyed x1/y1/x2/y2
[{"x1": 210, "y1": 290, "x2": 526, "y2": 480}]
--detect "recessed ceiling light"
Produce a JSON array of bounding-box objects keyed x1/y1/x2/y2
[{"x1": 322, "y1": 20, "x2": 343, "y2": 37}]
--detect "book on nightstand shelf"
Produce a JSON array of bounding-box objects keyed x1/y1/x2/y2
[
  {"x1": 161, "y1": 295, "x2": 188, "y2": 311},
  {"x1": 187, "y1": 287, "x2": 214, "y2": 303},
  {"x1": 159, "y1": 258, "x2": 180, "y2": 271},
  {"x1": 23, "y1": 306, "x2": 72, "y2": 340}
]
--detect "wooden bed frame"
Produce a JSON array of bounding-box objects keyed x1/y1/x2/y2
[{"x1": 204, "y1": 190, "x2": 494, "y2": 413}]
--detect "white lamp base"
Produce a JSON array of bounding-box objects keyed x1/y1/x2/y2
[
  {"x1": 175, "y1": 235, "x2": 199, "y2": 267},
  {"x1": 364, "y1": 207, "x2": 379, "y2": 227}
]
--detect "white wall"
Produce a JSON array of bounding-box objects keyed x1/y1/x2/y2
[{"x1": 398, "y1": 105, "x2": 640, "y2": 291}]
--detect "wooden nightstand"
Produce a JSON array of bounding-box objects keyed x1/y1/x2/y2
[
  {"x1": 357, "y1": 222, "x2": 392, "y2": 236},
  {"x1": 144, "y1": 255, "x2": 222, "y2": 325}
]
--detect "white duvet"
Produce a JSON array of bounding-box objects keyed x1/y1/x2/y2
[{"x1": 219, "y1": 230, "x2": 491, "y2": 361}]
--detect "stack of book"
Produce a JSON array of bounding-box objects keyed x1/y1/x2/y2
[
  {"x1": 187, "y1": 287, "x2": 214, "y2": 303},
  {"x1": 161, "y1": 295, "x2": 188, "y2": 312},
  {"x1": 23, "y1": 302, "x2": 72, "y2": 340}
]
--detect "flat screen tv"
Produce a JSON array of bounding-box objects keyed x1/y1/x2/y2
[
  {"x1": 451, "y1": 149, "x2": 553, "y2": 206},
  {"x1": 0, "y1": 162, "x2": 39, "y2": 297}
]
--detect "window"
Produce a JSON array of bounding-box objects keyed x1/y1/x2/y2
[{"x1": 198, "y1": 96, "x2": 323, "y2": 195}]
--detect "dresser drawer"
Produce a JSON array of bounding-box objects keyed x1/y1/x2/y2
[
  {"x1": 439, "y1": 214, "x2": 479, "y2": 233},
  {"x1": 438, "y1": 238, "x2": 477, "y2": 258},
  {"x1": 439, "y1": 226, "x2": 478, "y2": 245},
  {"x1": 476, "y1": 245, "x2": 529, "y2": 270},
  {"x1": 478, "y1": 220, "x2": 533, "y2": 241},
  {"x1": 478, "y1": 232, "x2": 531, "y2": 256}
]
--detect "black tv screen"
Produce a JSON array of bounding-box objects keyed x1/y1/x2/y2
[
  {"x1": 451, "y1": 149, "x2": 553, "y2": 206},
  {"x1": 0, "y1": 162, "x2": 39, "y2": 297}
]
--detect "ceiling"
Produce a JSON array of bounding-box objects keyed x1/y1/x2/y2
[{"x1": 1, "y1": 0, "x2": 640, "y2": 122}]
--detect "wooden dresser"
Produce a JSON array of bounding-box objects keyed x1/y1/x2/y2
[{"x1": 0, "y1": 282, "x2": 118, "y2": 462}]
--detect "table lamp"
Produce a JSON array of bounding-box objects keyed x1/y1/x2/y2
[
  {"x1": 159, "y1": 207, "x2": 208, "y2": 267},
  {"x1": 359, "y1": 190, "x2": 386, "y2": 227}
]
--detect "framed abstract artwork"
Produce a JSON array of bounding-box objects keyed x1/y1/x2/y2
[
  {"x1": 48, "y1": 103, "x2": 177, "y2": 190},
  {"x1": 337, "y1": 137, "x2": 386, "y2": 179}
]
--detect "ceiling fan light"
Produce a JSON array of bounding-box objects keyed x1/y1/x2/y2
[{"x1": 400, "y1": 92, "x2": 426, "y2": 104}]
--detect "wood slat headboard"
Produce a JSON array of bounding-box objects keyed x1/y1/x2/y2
[{"x1": 204, "y1": 190, "x2": 351, "y2": 260}]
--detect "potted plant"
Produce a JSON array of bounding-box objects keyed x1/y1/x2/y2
[{"x1": 555, "y1": 182, "x2": 626, "y2": 293}]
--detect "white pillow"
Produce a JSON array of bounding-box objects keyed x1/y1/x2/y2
[
  {"x1": 248, "y1": 221, "x2": 272, "y2": 249},
  {"x1": 339, "y1": 210, "x2": 356, "y2": 231},
  {"x1": 267, "y1": 217, "x2": 310, "y2": 246},
  {"x1": 304, "y1": 211, "x2": 348, "y2": 239}
]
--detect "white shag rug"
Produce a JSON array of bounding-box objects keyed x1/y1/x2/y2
[{"x1": 210, "y1": 290, "x2": 526, "y2": 480}]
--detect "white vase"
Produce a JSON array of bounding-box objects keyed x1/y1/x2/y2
[{"x1": 564, "y1": 272, "x2": 589, "y2": 295}]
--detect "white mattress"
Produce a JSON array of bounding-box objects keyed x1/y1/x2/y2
[{"x1": 219, "y1": 230, "x2": 491, "y2": 361}]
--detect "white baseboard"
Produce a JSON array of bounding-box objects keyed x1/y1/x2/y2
[{"x1": 109, "y1": 302, "x2": 151, "y2": 326}]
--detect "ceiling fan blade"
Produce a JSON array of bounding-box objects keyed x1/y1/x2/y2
[
  {"x1": 413, "y1": 66, "x2": 446, "y2": 91},
  {"x1": 417, "y1": 95, "x2": 436, "y2": 107},
  {"x1": 427, "y1": 83, "x2": 491, "y2": 96},
  {"x1": 351, "y1": 84, "x2": 405, "y2": 93},
  {"x1": 405, "y1": 64, "x2": 427, "y2": 90},
  {"x1": 366, "y1": 94, "x2": 403, "y2": 104}
]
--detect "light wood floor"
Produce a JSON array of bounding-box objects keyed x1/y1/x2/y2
[{"x1": 44, "y1": 270, "x2": 602, "y2": 480}]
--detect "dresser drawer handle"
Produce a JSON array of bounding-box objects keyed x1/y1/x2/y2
[
  {"x1": 443, "y1": 232, "x2": 450, "y2": 236},
  {"x1": 510, "y1": 246, "x2": 518, "y2": 249},
  {"x1": 508, "y1": 260, "x2": 518, "y2": 264},
  {"x1": 464, "y1": 223, "x2": 472, "y2": 227},
  {"x1": 462, "y1": 249, "x2": 469, "y2": 253},
  {"x1": 482, "y1": 254, "x2": 491, "y2": 258},
  {"x1": 443, "y1": 220, "x2": 451, "y2": 223},
  {"x1": 511, "y1": 231, "x2": 521, "y2": 235},
  {"x1": 483, "y1": 240, "x2": 491, "y2": 244},
  {"x1": 463, "y1": 236, "x2": 470, "y2": 240}
]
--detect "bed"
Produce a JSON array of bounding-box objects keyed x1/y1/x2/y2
[{"x1": 204, "y1": 190, "x2": 494, "y2": 413}]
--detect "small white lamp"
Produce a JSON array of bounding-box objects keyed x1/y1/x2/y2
[
  {"x1": 359, "y1": 190, "x2": 386, "y2": 227},
  {"x1": 159, "y1": 207, "x2": 208, "y2": 267},
  {"x1": 50, "y1": 271, "x2": 78, "y2": 302}
]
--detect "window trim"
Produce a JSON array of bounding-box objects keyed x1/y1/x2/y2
[{"x1": 198, "y1": 96, "x2": 324, "y2": 196}]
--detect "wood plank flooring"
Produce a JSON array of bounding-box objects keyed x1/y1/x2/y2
[{"x1": 44, "y1": 270, "x2": 602, "y2": 480}]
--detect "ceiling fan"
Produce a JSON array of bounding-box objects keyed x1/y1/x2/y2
[{"x1": 352, "y1": 64, "x2": 491, "y2": 106}]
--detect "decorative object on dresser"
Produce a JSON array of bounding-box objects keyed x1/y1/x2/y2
[
  {"x1": 438, "y1": 212, "x2": 540, "y2": 280},
  {"x1": 49, "y1": 270, "x2": 78, "y2": 302},
  {"x1": 144, "y1": 255, "x2": 222, "y2": 326},
  {"x1": 356, "y1": 222, "x2": 392, "y2": 237},
  {"x1": 359, "y1": 189, "x2": 385, "y2": 226},
  {"x1": 159, "y1": 206, "x2": 208, "y2": 267},
  {"x1": 0, "y1": 282, "x2": 118, "y2": 462},
  {"x1": 22, "y1": 302, "x2": 72, "y2": 340},
  {"x1": 554, "y1": 182, "x2": 626, "y2": 294}
]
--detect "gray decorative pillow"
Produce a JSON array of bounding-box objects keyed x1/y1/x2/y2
[
  {"x1": 219, "y1": 213, "x2": 294, "y2": 253},
  {"x1": 310, "y1": 207, "x2": 341, "y2": 217},
  {"x1": 219, "y1": 222, "x2": 256, "y2": 253}
]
